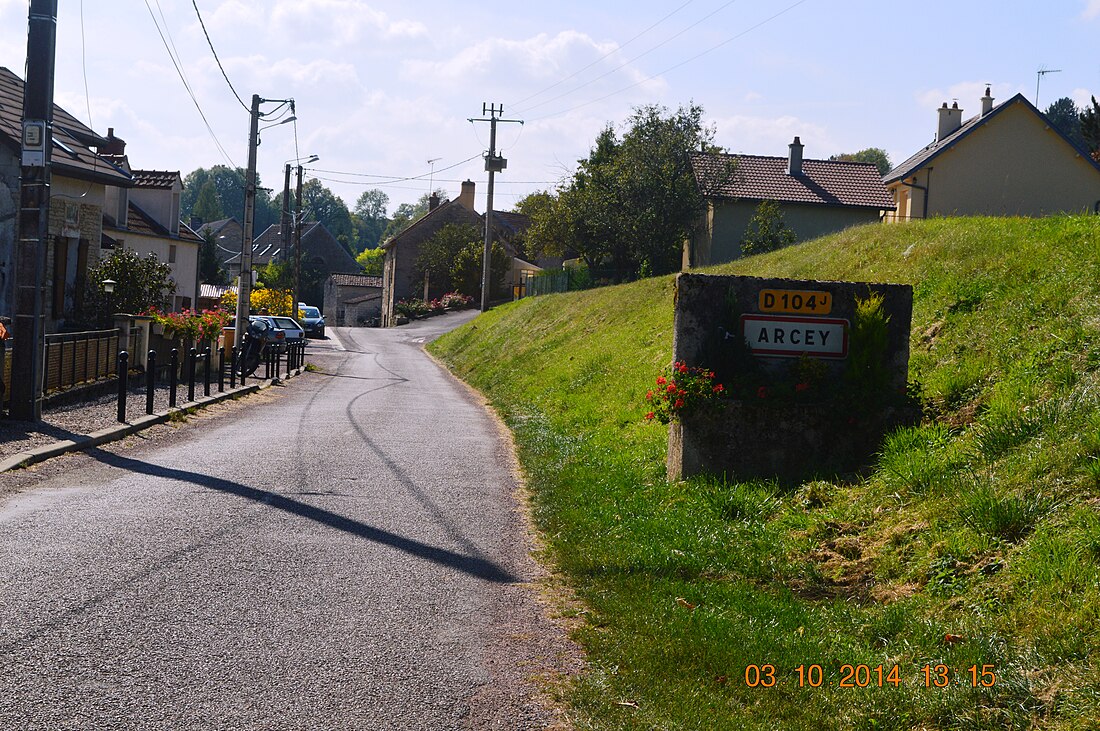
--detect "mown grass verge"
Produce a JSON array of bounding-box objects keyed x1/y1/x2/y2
[{"x1": 430, "y1": 216, "x2": 1100, "y2": 729}]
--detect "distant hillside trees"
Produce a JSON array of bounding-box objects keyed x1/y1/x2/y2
[
  {"x1": 181, "y1": 165, "x2": 279, "y2": 232},
  {"x1": 522, "y1": 103, "x2": 722, "y2": 281},
  {"x1": 828, "y1": 148, "x2": 892, "y2": 176}
]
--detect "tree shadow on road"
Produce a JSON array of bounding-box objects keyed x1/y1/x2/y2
[{"x1": 86, "y1": 448, "x2": 518, "y2": 584}]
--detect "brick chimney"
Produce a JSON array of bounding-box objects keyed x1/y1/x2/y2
[
  {"x1": 937, "y1": 102, "x2": 963, "y2": 141},
  {"x1": 428, "y1": 192, "x2": 440, "y2": 211},
  {"x1": 787, "y1": 136, "x2": 804, "y2": 176},
  {"x1": 100, "y1": 127, "x2": 126, "y2": 155},
  {"x1": 457, "y1": 179, "x2": 476, "y2": 211},
  {"x1": 981, "y1": 87, "x2": 994, "y2": 116}
]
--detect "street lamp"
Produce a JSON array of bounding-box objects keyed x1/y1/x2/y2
[{"x1": 102, "y1": 278, "x2": 116, "y2": 294}]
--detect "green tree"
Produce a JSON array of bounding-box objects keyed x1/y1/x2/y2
[
  {"x1": 198, "y1": 228, "x2": 226, "y2": 285},
  {"x1": 181, "y1": 165, "x2": 278, "y2": 231},
  {"x1": 828, "y1": 148, "x2": 893, "y2": 176},
  {"x1": 356, "y1": 247, "x2": 384, "y2": 276},
  {"x1": 351, "y1": 189, "x2": 390, "y2": 253},
  {"x1": 522, "y1": 104, "x2": 723, "y2": 280},
  {"x1": 274, "y1": 179, "x2": 354, "y2": 254},
  {"x1": 415, "y1": 223, "x2": 481, "y2": 294},
  {"x1": 191, "y1": 180, "x2": 224, "y2": 224},
  {"x1": 84, "y1": 248, "x2": 176, "y2": 325},
  {"x1": 740, "y1": 200, "x2": 795, "y2": 257},
  {"x1": 1079, "y1": 96, "x2": 1100, "y2": 160},
  {"x1": 450, "y1": 239, "x2": 510, "y2": 300},
  {"x1": 1046, "y1": 97, "x2": 1085, "y2": 149}
]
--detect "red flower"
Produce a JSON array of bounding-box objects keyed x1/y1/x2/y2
[
  {"x1": 795, "y1": 383, "x2": 810, "y2": 393},
  {"x1": 645, "y1": 411, "x2": 655, "y2": 421},
  {"x1": 757, "y1": 386, "x2": 768, "y2": 399},
  {"x1": 667, "y1": 383, "x2": 677, "y2": 393},
  {"x1": 656, "y1": 376, "x2": 667, "y2": 386},
  {"x1": 712, "y1": 384, "x2": 724, "y2": 393},
  {"x1": 646, "y1": 390, "x2": 654, "y2": 401},
  {"x1": 678, "y1": 364, "x2": 688, "y2": 373},
  {"x1": 677, "y1": 389, "x2": 687, "y2": 397},
  {"x1": 674, "y1": 398, "x2": 684, "y2": 409}
]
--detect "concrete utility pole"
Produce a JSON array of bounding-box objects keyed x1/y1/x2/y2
[
  {"x1": 10, "y1": 0, "x2": 57, "y2": 421},
  {"x1": 280, "y1": 163, "x2": 291, "y2": 262},
  {"x1": 234, "y1": 94, "x2": 261, "y2": 340},
  {"x1": 469, "y1": 104, "x2": 521, "y2": 312},
  {"x1": 294, "y1": 164, "x2": 304, "y2": 314}
]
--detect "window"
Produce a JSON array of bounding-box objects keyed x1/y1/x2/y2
[{"x1": 168, "y1": 244, "x2": 177, "y2": 263}]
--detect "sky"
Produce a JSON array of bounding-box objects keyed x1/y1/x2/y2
[{"x1": 0, "y1": 0, "x2": 1096, "y2": 219}]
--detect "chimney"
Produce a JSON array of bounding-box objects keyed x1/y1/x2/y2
[
  {"x1": 937, "y1": 101, "x2": 963, "y2": 141},
  {"x1": 428, "y1": 192, "x2": 440, "y2": 211},
  {"x1": 981, "y1": 86, "x2": 994, "y2": 116},
  {"x1": 787, "y1": 136, "x2": 804, "y2": 176},
  {"x1": 457, "y1": 179, "x2": 476, "y2": 211},
  {"x1": 189, "y1": 215, "x2": 202, "y2": 231},
  {"x1": 100, "y1": 127, "x2": 126, "y2": 155}
]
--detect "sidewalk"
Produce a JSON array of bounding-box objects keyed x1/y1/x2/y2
[{"x1": 0, "y1": 371, "x2": 293, "y2": 473}]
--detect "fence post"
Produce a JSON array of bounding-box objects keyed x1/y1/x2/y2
[
  {"x1": 117, "y1": 351, "x2": 128, "y2": 423},
  {"x1": 275, "y1": 344, "x2": 282, "y2": 380},
  {"x1": 203, "y1": 345, "x2": 211, "y2": 397},
  {"x1": 169, "y1": 348, "x2": 179, "y2": 408},
  {"x1": 218, "y1": 347, "x2": 225, "y2": 393},
  {"x1": 146, "y1": 350, "x2": 156, "y2": 415},
  {"x1": 231, "y1": 346, "x2": 238, "y2": 388},
  {"x1": 264, "y1": 346, "x2": 272, "y2": 380},
  {"x1": 188, "y1": 347, "x2": 197, "y2": 403}
]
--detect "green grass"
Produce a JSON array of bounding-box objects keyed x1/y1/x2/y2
[{"x1": 430, "y1": 216, "x2": 1100, "y2": 729}]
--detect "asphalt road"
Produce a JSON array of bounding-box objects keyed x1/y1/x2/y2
[{"x1": 0, "y1": 312, "x2": 575, "y2": 730}]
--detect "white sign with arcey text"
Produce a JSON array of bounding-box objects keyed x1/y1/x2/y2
[{"x1": 740, "y1": 314, "x2": 849, "y2": 359}]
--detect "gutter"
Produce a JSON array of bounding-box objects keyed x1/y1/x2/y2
[{"x1": 900, "y1": 167, "x2": 932, "y2": 219}]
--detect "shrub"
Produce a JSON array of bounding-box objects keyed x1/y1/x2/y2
[{"x1": 644, "y1": 361, "x2": 725, "y2": 423}]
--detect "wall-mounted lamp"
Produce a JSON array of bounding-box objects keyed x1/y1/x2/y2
[{"x1": 102, "y1": 278, "x2": 117, "y2": 294}]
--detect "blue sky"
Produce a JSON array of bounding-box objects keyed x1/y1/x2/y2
[{"x1": 0, "y1": 0, "x2": 1095, "y2": 216}]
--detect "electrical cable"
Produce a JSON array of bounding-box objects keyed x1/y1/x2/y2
[
  {"x1": 142, "y1": 0, "x2": 238, "y2": 168},
  {"x1": 308, "y1": 153, "x2": 484, "y2": 185},
  {"x1": 192, "y1": 0, "x2": 250, "y2": 112},
  {"x1": 528, "y1": 0, "x2": 811, "y2": 123},
  {"x1": 515, "y1": 0, "x2": 739, "y2": 116}
]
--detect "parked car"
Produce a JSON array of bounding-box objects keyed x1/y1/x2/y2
[
  {"x1": 298, "y1": 304, "x2": 325, "y2": 338},
  {"x1": 247, "y1": 315, "x2": 288, "y2": 353},
  {"x1": 261, "y1": 315, "x2": 305, "y2": 346}
]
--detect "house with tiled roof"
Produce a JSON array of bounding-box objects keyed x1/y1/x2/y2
[
  {"x1": 0, "y1": 67, "x2": 132, "y2": 327},
  {"x1": 884, "y1": 89, "x2": 1100, "y2": 221},
  {"x1": 324, "y1": 272, "x2": 383, "y2": 326},
  {"x1": 239, "y1": 220, "x2": 359, "y2": 306},
  {"x1": 686, "y1": 138, "x2": 894, "y2": 267}
]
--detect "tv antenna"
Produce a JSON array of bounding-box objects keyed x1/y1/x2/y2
[
  {"x1": 427, "y1": 157, "x2": 442, "y2": 194},
  {"x1": 1036, "y1": 66, "x2": 1062, "y2": 107}
]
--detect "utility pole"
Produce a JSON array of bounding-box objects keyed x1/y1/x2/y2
[
  {"x1": 294, "y1": 164, "x2": 304, "y2": 314},
  {"x1": 469, "y1": 104, "x2": 522, "y2": 312},
  {"x1": 280, "y1": 163, "x2": 291, "y2": 263},
  {"x1": 10, "y1": 0, "x2": 57, "y2": 421},
  {"x1": 234, "y1": 93, "x2": 261, "y2": 341}
]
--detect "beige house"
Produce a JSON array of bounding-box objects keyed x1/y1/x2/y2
[
  {"x1": 686, "y1": 140, "x2": 894, "y2": 268},
  {"x1": 885, "y1": 89, "x2": 1100, "y2": 220}
]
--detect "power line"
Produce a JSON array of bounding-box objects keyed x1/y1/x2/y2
[
  {"x1": 142, "y1": 0, "x2": 238, "y2": 168},
  {"x1": 508, "y1": 0, "x2": 697, "y2": 110},
  {"x1": 515, "y1": 0, "x2": 740, "y2": 116},
  {"x1": 192, "y1": 0, "x2": 250, "y2": 112},
  {"x1": 308, "y1": 153, "x2": 484, "y2": 185},
  {"x1": 528, "y1": 0, "x2": 811, "y2": 123}
]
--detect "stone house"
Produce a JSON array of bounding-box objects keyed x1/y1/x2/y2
[
  {"x1": 0, "y1": 67, "x2": 132, "y2": 330},
  {"x1": 325, "y1": 272, "x2": 382, "y2": 326},
  {"x1": 685, "y1": 139, "x2": 895, "y2": 268},
  {"x1": 229, "y1": 220, "x2": 358, "y2": 306},
  {"x1": 884, "y1": 89, "x2": 1100, "y2": 220}
]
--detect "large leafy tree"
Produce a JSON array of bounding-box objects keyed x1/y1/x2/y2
[
  {"x1": 1046, "y1": 97, "x2": 1085, "y2": 150},
  {"x1": 356, "y1": 247, "x2": 384, "y2": 276},
  {"x1": 380, "y1": 190, "x2": 449, "y2": 243},
  {"x1": 181, "y1": 165, "x2": 278, "y2": 231},
  {"x1": 522, "y1": 103, "x2": 721, "y2": 280},
  {"x1": 828, "y1": 148, "x2": 892, "y2": 176},
  {"x1": 191, "y1": 180, "x2": 224, "y2": 223},
  {"x1": 351, "y1": 189, "x2": 390, "y2": 252},
  {"x1": 415, "y1": 223, "x2": 480, "y2": 294},
  {"x1": 83, "y1": 248, "x2": 175, "y2": 325},
  {"x1": 1079, "y1": 96, "x2": 1100, "y2": 161}
]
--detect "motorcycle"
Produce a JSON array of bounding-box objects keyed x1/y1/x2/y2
[{"x1": 237, "y1": 318, "x2": 273, "y2": 378}]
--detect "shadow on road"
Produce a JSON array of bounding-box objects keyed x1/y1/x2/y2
[{"x1": 87, "y1": 449, "x2": 518, "y2": 584}]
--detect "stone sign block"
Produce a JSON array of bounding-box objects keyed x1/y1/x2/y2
[{"x1": 668, "y1": 273, "x2": 915, "y2": 483}]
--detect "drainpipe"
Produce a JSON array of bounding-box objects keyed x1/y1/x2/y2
[{"x1": 900, "y1": 168, "x2": 932, "y2": 219}]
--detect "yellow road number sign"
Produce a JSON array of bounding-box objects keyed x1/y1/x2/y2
[{"x1": 758, "y1": 289, "x2": 832, "y2": 315}]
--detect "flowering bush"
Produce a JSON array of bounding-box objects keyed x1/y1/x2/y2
[
  {"x1": 147, "y1": 308, "x2": 231, "y2": 343},
  {"x1": 219, "y1": 287, "x2": 296, "y2": 317},
  {"x1": 644, "y1": 361, "x2": 725, "y2": 424},
  {"x1": 394, "y1": 298, "x2": 431, "y2": 319},
  {"x1": 428, "y1": 298, "x2": 446, "y2": 314},
  {"x1": 439, "y1": 292, "x2": 474, "y2": 309}
]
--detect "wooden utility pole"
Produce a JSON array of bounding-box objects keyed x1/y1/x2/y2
[
  {"x1": 10, "y1": 0, "x2": 57, "y2": 421},
  {"x1": 469, "y1": 104, "x2": 521, "y2": 312},
  {"x1": 234, "y1": 94, "x2": 261, "y2": 340}
]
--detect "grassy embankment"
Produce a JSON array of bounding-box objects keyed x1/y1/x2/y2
[{"x1": 430, "y1": 217, "x2": 1100, "y2": 730}]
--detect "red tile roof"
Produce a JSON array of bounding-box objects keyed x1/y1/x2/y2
[{"x1": 693, "y1": 152, "x2": 894, "y2": 210}]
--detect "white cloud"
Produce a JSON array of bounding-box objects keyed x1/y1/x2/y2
[
  {"x1": 915, "y1": 82, "x2": 1020, "y2": 114},
  {"x1": 1073, "y1": 87, "x2": 1096, "y2": 107},
  {"x1": 1084, "y1": 0, "x2": 1100, "y2": 19},
  {"x1": 709, "y1": 115, "x2": 832, "y2": 157}
]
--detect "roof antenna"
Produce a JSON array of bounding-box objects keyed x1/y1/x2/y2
[
  {"x1": 1036, "y1": 66, "x2": 1062, "y2": 107},
  {"x1": 427, "y1": 158, "x2": 441, "y2": 195}
]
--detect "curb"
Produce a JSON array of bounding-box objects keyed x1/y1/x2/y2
[{"x1": 0, "y1": 367, "x2": 304, "y2": 474}]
